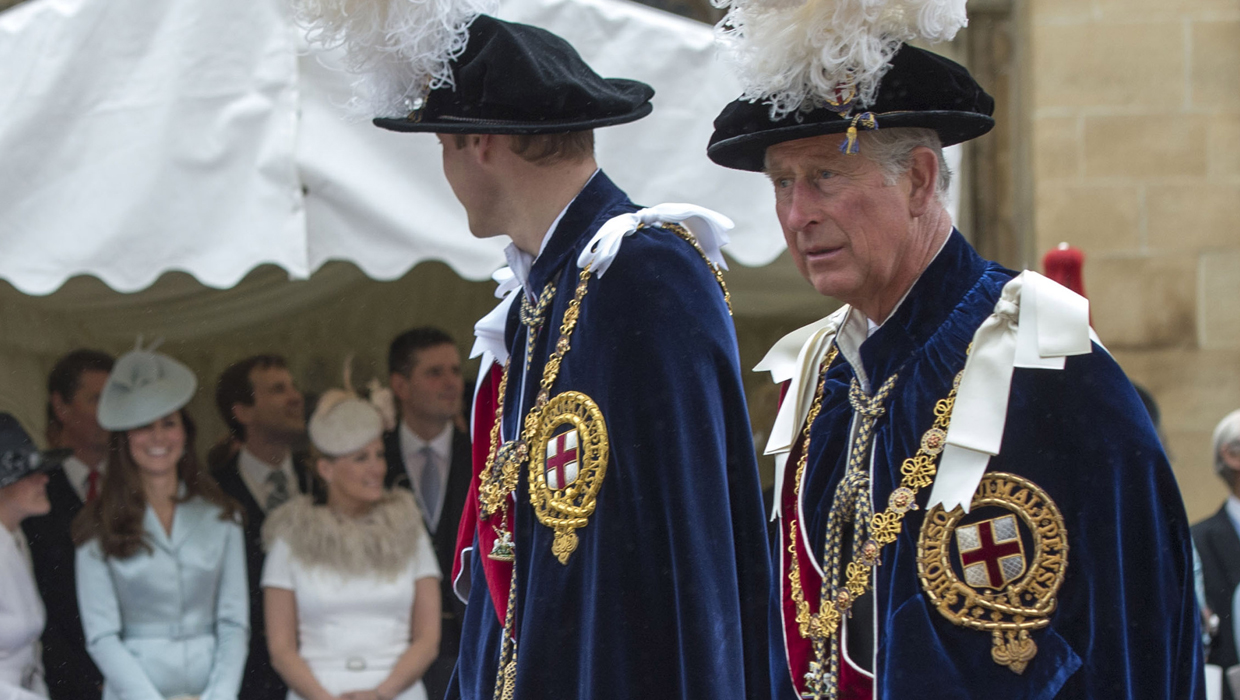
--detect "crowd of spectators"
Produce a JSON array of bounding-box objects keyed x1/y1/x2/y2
[{"x1": 3, "y1": 328, "x2": 468, "y2": 700}]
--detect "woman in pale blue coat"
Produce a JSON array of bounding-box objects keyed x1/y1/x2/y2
[{"x1": 72, "y1": 345, "x2": 248, "y2": 700}]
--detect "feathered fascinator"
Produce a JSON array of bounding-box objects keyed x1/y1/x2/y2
[
  {"x1": 308, "y1": 355, "x2": 397, "y2": 456},
  {"x1": 712, "y1": 0, "x2": 968, "y2": 120},
  {"x1": 290, "y1": 0, "x2": 499, "y2": 117}
]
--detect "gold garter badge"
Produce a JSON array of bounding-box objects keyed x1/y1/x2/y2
[
  {"x1": 527, "y1": 391, "x2": 609, "y2": 564},
  {"x1": 917, "y1": 472, "x2": 1068, "y2": 674}
]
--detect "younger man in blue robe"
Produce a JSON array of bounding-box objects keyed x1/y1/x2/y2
[{"x1": 291, "y1": 7, "x2": 773, "y2": 699}]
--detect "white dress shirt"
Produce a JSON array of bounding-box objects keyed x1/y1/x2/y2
[
  {"x1": 399, "y1": 422, "x2": 453, "y2": 533},
  {"x1": 62, "y1": 456, "x2": 106, "y2": 504},
  {"x1": 237, "y1": 448, "x2": 297, "y2": 513}
]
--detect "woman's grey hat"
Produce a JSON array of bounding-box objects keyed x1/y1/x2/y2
[
  {"x1": 97, "y1": 341, "x2": 198, "y2": 431},
  {"x1": 0, "y1": 412, "x2": 69, "y2": 489}
]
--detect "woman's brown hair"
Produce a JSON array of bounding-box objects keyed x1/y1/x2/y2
[{"x1": 72, "y1": 410, "x2": 241, "y2": 559}]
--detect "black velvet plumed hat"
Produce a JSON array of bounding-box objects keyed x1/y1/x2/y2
[
  {"x1": 374, "y1": 15, "x2": 654, "y2": 135},
  {"x1": 707, "y1": 44, "x2": 995, "y2": 172}
]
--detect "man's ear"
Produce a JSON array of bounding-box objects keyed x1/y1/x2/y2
[
  {"x1": 51, "y1": 392, "x2": 71, "y2": 422},
  {"x1": 1223, "y1": 443, "x2": 1240, "y2": 470},
  {"x1": 472, "y1": 133, "x2": 497, "y2": 165},
  {"x1": 390, "y1": 372, "x2": 410, "y2": 403},
  {"x1": 906, "y1": 146, "x2": 940, "y2": 218},
  {"x1": 231, "y1": 403, "x2": 254, "y2": 430}
]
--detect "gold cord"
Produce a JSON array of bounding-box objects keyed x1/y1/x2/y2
[{"x1": 788, "y1": 347, "x2": 965, "y2": 698}]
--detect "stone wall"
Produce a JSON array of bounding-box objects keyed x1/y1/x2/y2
[{"x1": 1029, "y1": 0, "x2": 1240, "y2": 521}]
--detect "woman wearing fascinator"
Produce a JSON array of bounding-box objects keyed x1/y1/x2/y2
[
  {"x1": 72, "y1": 341, "x2": 248, "y2": 700},
  {"x1": 262, "y1": 364, "x2": 440, "y2": 700}
]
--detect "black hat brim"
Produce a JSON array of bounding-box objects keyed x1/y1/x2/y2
[
  {"x1": 374, "y1": 99, "x2": 653, "y2": 135},
  {"x1": 0, "y1": 448, "x2": 71, "y2": 490},
  {"x1": 36, "y1": 449, "x2": 72, "y2": 472},
  {"x1": 707, "y1": 109, "x2": 995, "y2": 172}
]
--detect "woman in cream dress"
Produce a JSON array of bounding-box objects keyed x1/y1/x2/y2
[{"x1": 263, "y1": 387, "x2": 440, "y2": 700}]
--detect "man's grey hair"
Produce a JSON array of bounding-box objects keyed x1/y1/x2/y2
[
  {"x1": 1214, "y1": 409, "x2": 1240, "y2": 482},
  {"x1": 860, "y1": 127, "x2": 952, "y2": 204}
]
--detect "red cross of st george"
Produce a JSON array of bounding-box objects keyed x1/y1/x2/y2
[
  {"x1": 961, "y1": 520, "x2": 1022, "y2": 588},
  {"x1": 547, "y1": 432, "x2": 578, "y2": 489}
]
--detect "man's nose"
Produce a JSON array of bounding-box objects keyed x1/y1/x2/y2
[{"x1": 783, "y1": 180, "x2": 822, "y2": 233}]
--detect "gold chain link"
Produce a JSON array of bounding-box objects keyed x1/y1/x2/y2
[
  {"x1": 492, "y1": 568, "x2": 519, "y2": 700},
  {"x1": 479, "y1": 360, "x2": 513, "y2": 517},
  {"x1": 478, "y1": 267, "x2": 594, "y2": 700}
]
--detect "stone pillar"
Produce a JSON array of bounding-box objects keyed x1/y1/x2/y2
[{"x1": 1028, "y1": 0, "x2": 1240, "y2": 521}]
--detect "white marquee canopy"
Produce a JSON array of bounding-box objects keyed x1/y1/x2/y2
[{"x1": 0, "y1": 0, "x2": 787, "y2": 296}]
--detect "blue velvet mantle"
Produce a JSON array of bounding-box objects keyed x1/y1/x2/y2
[
  {"x1": 447, "y1": 172, "x2": 773, "y2": 700},
  {"x1": 772, "y1": 232, "x2": 1205, "y2": 699}
]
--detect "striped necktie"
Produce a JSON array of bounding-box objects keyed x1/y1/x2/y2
[{"x1": 266, "y1": 469, "x2": 290, "y2": 511}]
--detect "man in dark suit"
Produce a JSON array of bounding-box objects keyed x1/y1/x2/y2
[
  {"x1": 209, "y1": 355, "x2": 315, "y2": 700},
  {"x1": 1194, "y1": 408, "x2": 1240, "y2": 698},
  {"x1": 22, "y1": 349, "x2": 113, "y2": 700},
  {"x1": 383, "y1": 328, "x2": 470, "y2": 700}
]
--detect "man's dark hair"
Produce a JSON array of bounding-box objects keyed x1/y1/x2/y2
[
  {"x1": 46, "y1": 349, "x2": 115, "y2": 441},
  {"x1": 451, "y1": 131, "x2": 595, "y2": 166},
  {"x1": 215, "y1": 355, "x2": 288, "y2": 443},
  {"x1": 388, "y1": 327, "x2": 456, "y2": 377}
]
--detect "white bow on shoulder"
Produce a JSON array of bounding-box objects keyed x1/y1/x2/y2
[
  {"x1": 927, "y1": 270, "x2": 1100, "y2": 512},
  {"x1": 470, "y1": 203, "x2": 733, "y2": 368},
  {"x1": 576, "y1": 203, "x2": 733, "y2": 277}
]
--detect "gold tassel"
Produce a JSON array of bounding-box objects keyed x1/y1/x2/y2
[
  {"x1": 499, "y1": 659, "x2": 517, "y2": 700},
  {"x1": 839, "y1": 112, "x2": 878, "y2": 155},
  {"x1": 843, "y1": 124, "x2": 859, "y2": 154}
]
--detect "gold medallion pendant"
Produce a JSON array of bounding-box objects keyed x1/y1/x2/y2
[
  {"x1": 527, "y1": 391, "x2": 609, "y2": 564},
  {"x1": 917, "y1": 472, "x2": 1068, "y2": 674}
]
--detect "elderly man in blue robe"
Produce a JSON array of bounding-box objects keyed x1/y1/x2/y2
[{"x1": 704, "y1": 0, "x2": 1205, "y2": 697}]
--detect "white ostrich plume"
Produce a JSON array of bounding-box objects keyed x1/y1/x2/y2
[
  {"x1": 712, "y1": 0, "x2": 968, "y2": 120},
  {"x1": 291, "y1": 0, "x2": 498, "y2": 118}
]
